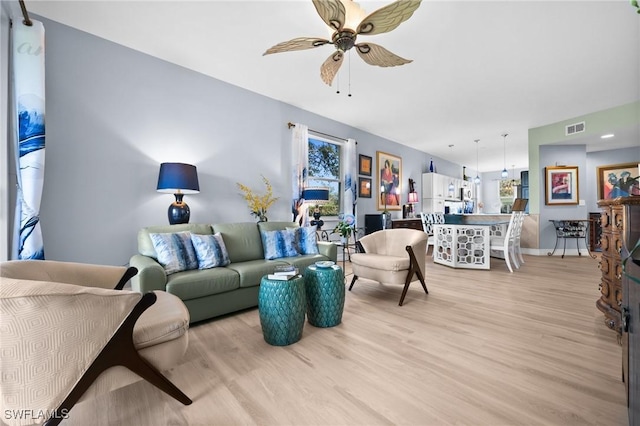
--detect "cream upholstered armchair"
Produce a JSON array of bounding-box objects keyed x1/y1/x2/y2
[
  {"x1": 0, "y1": 260, "x2": 192, "y2": 426},
  {"x1": 349, "y1": 229, "x2": 428, "y2": 306}
]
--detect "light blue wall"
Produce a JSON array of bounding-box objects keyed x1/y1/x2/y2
[
  {"x1": 538, "y1": 144, "x2": 588, "y2": 250},
  {"x1": 6, "y1": 16, "x2": 463, "y2": 265},
  {"x1": 586, "y1": 147, "x2": 640, "y2": 211}
]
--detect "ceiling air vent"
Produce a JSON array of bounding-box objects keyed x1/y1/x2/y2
[{"x1": 566, "y1": 121, "x2": 586, "y2": 136}]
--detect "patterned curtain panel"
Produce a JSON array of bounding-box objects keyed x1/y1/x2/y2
[
  {"x1": 342, "y1": 138, "x2": 357, "y2": 225},
  {"x1": 12, "y1": 21, "x2": 46, "y2": 260},
  {"x1": 291, "y1": 123, "x2": 309, "y2": 226}
]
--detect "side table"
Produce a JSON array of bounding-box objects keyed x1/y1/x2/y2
[
  {"x1": 258, "y1": 275, "x2": 306, "y2": 346},
  {"x1": 304, "y1": 264, "x2": 345, "y2": 328}
]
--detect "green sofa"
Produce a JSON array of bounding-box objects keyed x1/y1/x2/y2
[{"x1": 129, "y1": 221, "x2": 337, "y2": 323}]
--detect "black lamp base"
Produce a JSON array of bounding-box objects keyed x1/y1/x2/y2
[
  {"x1": 311, "y1": 209, "x2": 324, "y2": 230},
  {"x1": 168, "y1": 193, "x2": 190, "y2": 225}
]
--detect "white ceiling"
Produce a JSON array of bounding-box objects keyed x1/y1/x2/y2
[{"x1": 19, "y1": 0, "x2": 640, "y2": 172}]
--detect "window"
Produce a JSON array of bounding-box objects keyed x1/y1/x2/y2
[
  {"x1": 499, "y1": 179, "x2": 521, "y2": 213},
  {"x1": 308, "y1": 132, "x2": 342, "y2": 216}
]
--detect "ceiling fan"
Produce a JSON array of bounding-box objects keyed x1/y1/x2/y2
[{"x1": 263, "y1": 0, "x2": 422, "y2": 86}]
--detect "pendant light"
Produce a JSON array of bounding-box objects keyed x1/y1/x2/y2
[
  {"x1": 501, "y1": 133, "x2": 509, "y2": 179},
  {"x1": 474, "y1": 139, "x2": 481, "y2": 184}
]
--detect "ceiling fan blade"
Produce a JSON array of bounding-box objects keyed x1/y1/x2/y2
[
  {"x1": 263, "y1": 37, "x2": 331, "y2": 55},
  {"x1": 356, "y1": 0, "x2": 422, "y2": 36},
  {"x1": 355, "y1": 43, "x2": 412, "y2": 67},
  {"x1": 312, "y1": 0, "x2": 346, "y2": 31},
  {"x1": 320, "y1": 51, "x2": 344, "y2": 85}
]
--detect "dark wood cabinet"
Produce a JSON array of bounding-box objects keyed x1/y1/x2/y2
[
  {"x1": 622, "y1": 245, "x2": 640, "y2": 424},
  {"x1": 597, "y1": 197, "x2": 640, "y2": 334},
  {"x1": 589, "y1": 211, "x2": 602, "y2": 252},
  {"x1": 391, "y1": 219, "x2": 423, "y2": 231}
]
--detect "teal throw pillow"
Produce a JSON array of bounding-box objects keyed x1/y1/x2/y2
[
  {"x1": 287, "y1": 226, "x2": 319, "y2": 255},
  {"x1": 149, "y1": 231, "x2": 198, "y2": 275},
  {"x1": 190, "y1": 232, "x2": 231, "y2": 269},
  {"x1": 261, "y1": 229, "x2": 299, "y2": 260}
]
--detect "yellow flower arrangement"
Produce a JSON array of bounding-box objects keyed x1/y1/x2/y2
[{"x1": 237, "y1": 175, "x2": 279, "y2": 222}]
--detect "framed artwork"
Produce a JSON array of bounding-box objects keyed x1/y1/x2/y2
[
  {"x1": 596, "y1": 162, "x2": 640, "y2": 200},
  {"x1": 359, "y1": 154, "x2": 372, "y2": 176},
  {"x1": 376, "y1": 151, "x2": 402, "y2": 211},
  {"x1": 545, "y1": 166, "x2": 579, "y2": 205},
  {"x1": 359, "y1": 177, "x2": 372, "y2": 198}
]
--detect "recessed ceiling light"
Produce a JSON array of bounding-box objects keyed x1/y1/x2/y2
[{"x1": 601, "y1": 134, "x2": 615, "y2": 139}]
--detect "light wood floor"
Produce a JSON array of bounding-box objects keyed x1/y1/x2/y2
[{"x1": 66, "y1": 254, "x2": 627, "y2": 426}]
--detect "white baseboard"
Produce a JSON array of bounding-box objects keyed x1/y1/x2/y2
[{"x1": 522, "y1": 248, "x2": 597, "y2": 257}]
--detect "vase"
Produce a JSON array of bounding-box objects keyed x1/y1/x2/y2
[{"x1": 258, "y1": 215, "x2": 268, "y2": 222}]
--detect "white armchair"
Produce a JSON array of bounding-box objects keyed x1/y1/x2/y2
[
  {"x1": 349, "y1": 229, "x2": 428, "y2": 306},
  {"x1": 0, "y1": 260, "x2": 192, "y2": 426}
]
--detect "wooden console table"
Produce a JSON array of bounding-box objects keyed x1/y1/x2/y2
[{"x1": 391, "y1": 218, "x2": 423, "y2": 231}]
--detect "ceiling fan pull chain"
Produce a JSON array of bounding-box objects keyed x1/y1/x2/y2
[
  {"x1": 348, "y1": 50, "x2": 352, "y2": 97},
  {"x1": 336, "y1": 70, "x2": 340, "y2": 94}
]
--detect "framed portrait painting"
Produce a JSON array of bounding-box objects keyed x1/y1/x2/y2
[
  {"x1": 359, "y1": 154, "x2": 372, "y2": 176},
  {"x1": 359, "y1": 177, "x2": 372, "y2": 198},
  {"x1": 545, "y1": 166, "x2": 579, "y2": 205},
  {"x1": 596, "y1": 162, "x2": 640, "y2": 200},
  {"x1": 376, "y1": 151, "x2": 402, "y2": 211}
]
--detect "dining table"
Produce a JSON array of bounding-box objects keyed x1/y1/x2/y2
[{"x1": 433, "y1": 221, "x2": 509, "y2": 270}]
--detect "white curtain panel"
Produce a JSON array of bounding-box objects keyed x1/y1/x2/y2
[
  {"x1": 342, "y1": 138, "x2": 357, "y2": 225},
  {"x1": 291, "y1": 123, "x2": 309, "y2": 226},
  {"x1": 12, "y1": 20, "x2": 46, "y2": 260}
]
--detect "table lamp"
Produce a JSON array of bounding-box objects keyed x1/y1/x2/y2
[
  {"x1": 302, "y1": 187, "x2": 329, "y2": 230},
  {"x1": 157, "y1": 162, "x2": 200, "y2": 224}
]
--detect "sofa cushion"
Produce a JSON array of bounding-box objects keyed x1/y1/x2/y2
[
  {"x1": 149, "y1": 232, "x2": 199, "y2": 275},
  {"x1": 225, "y1": 259, "x2": 289, "y2": 288},
  {"x1": 212, "y1": 222, "x2": 264, "y2": 263},
  {"x1": 287, "y1": 226, "x2": 319, "y2": 255},
  {"x1": 165, "y1": 267, "x2": 240, "y2": 301},
  {"x1": 260, "y1": 229, "x2": 299, "y2": 260},
  {"x1": 139, "y1": 224, "x2": 213, "y2": 258},
  {"x1": 190, "y1": 233, "x2": 231, "y2": 269}
]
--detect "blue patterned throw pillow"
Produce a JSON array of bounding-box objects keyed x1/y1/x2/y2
[
  {"x1": 288, "y1": 226, "x2": 319, "y2": 255},
  {"x1": 261, "y1": 229, "x2": 299, "y2": 260},
  {"x1": 190, "y1": 232, "x2": 231, "y2": 269},
  {"x1": 149, "y1": 231, "x2": 198, "y2": 275}
]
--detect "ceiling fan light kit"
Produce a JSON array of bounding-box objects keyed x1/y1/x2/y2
[{"x1": 263, "y1": 0, "x2": 422, "y2": 87}]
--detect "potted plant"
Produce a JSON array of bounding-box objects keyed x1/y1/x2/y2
[
  {"x1": 332, "y1": 213, "x2": 356, "y2": 243},
  {"x1": 237, "y1": 175, "x2": 279, "y2": 222}
]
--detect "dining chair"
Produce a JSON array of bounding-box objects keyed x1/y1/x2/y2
[
  {"x1": 490, "y1": 199, "x2": 527, "y2": 272},
  {"x1": 512, "y1": 198, "x2": 528, "y2": 265},
  {"x1": 419, "y1": 212, "x2": 445, "y2": 256}
]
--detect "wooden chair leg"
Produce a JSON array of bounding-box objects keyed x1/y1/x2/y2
[
  {"x1": 44, "y1": 293, "x2": 191, "y2": 426},
  {"x1": 349, "y1": 275, "x2": 358, "y2": 291},
  {"x1": 398, "y1": 246, "x2": 429, "y2": 306}
]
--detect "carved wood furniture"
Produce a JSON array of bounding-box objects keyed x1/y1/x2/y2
[{"x1": 597, "y1": 197, "x2": 640, "y2": 333}]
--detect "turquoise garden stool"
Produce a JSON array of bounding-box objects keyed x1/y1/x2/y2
[
  {"x1": 258, "y1": 275, "x2": 306, "y2": 346},
  {"x1": 304, "y1": 264, "x2": 345, "y2": 327}
]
